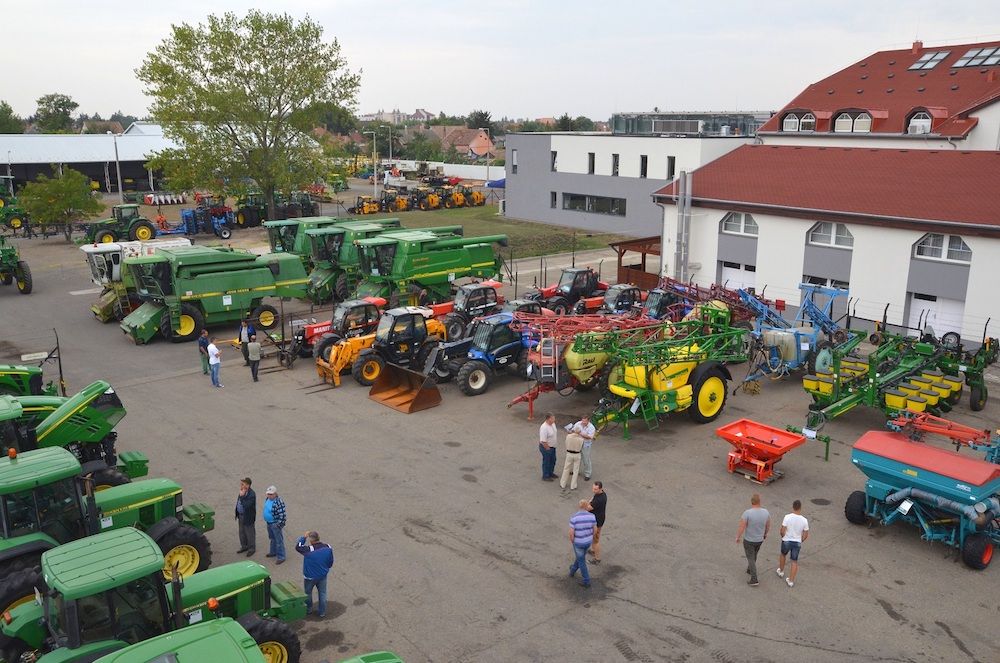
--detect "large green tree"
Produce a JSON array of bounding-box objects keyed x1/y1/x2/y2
[
  {"x1": 137, "y1": 11, "x2": 360, "y2": 219},
  {"x1": 34, "y1": 93, "x2": 79, "y2": 133},
  {"x1": 466, "y1": 109, "x2": 493, "y2": 134},
  {"x1": 19, "y1": 168, "x2": 103, "y2": 241},
  {"x1": 400, "y1": 131, "x2": 443, "y2": 161},
  {"x1": 313, "y1": 102, "x2": 357, "y2": 134},
  {"x1": 0, "y1": 101, "x2": 24, "y2": 133}
]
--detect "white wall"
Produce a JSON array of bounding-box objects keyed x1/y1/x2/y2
[
  {"x1": 959, "y1": 236, "x2": 1000, "y2": 340},
  {"x1": 964, "y1": 102, "x2": 1000, "y2": 151},
  {"x1": 848, "y1": 225, "x2": 923, "y2": 326},
  {"x1": 549, "y1": 134, "x2": 747, "y2": 179},
  {"x1": 753, "y1": 213, "x2": 808, "y2": 304},
  {"x1": 388, "y1": 160, "x2": 497, "y2": 181}
]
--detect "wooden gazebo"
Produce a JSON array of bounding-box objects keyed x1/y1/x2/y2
[{"x1": 608, "y1": 236, "x2": 662, "y2": 289}]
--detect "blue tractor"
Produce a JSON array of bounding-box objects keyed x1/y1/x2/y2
[{"x1": 435, "y1": 312, "x2": 533, "y2": 396}]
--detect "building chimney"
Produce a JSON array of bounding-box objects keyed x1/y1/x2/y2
[
  {"x1": 912, "y1": 40, "x2": 923, "y2": 54},
  {"x1": 988, "y1": 70, "x2": 998, "y2": 83}
]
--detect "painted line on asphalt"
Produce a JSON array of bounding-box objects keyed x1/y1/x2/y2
[{"x1": 69, "y1": 287, "x2": 104, "y2": 296}]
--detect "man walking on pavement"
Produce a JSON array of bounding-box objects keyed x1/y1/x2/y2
[
  {"x1": 736, "y1": 493, "x2": 770, "y2": 586},
  {"x1": 296, "y1": 531, "x2": 334, "y2": 618},
  {"x1": 777, "y1": 499, "x2": 809, "y2": 587},
  {"x1": 539, "y1": 412, "x2": 558, "y2": 481},
  {"x1": 567, "y1": 415, "x2": 596, "y2": 481},
  {"x1": 208, "y1": 337, "x2": 223, "y2": 388},
  {"x1": 559, "y1": 432, "x2": 585, "y2": 491},
  {"x1": 238, "y1": 319, "x2": 256, "y2": 366},
  {"x1": 247, "y1": 334, "x2": 262, "y2": 382},
  {"x1": 235, "y1": 477, "x2": 256, "y2": 557},
  {"x1": 568, "y1": 499, "x2": 597, "y2": 588},
  {"x1": 198, "y1": 329, "x2": 211, "y2": 376},
  {"x1": 588, "y1": 481, "x2": 607, "y2": 564},
  {"x1": 263, "y1": 486, "x2": 287, "y2": 564}
]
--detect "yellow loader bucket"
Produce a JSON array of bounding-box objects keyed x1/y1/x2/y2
[{"x1": 369, "y1": 362, "x2": 442, "y2": 413}]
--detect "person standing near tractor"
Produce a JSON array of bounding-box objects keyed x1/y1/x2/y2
[
  {"x1": 247, "y1": 334, "x2": 262, "y2": 382},
  {"x1": 559, "y1": 433, "x2": 585, "y2": 491},
  {"x1": 539, "y1": 412, "x2": 558, "y2": 481},
  {"x1": 777, "y1": 500, "x2": 809, "y2": 587},
  {"x1": 296, "y1": 531, "x2": 334, "y2": 618},
  {"x1": 198, "y1": 329, "x2": 211, "y2": 376},
  {"x1": 588, "y1": 481, "x2": 607, "y2": 564},
  {"x1": 568, "y1": 499, "x2": 597, "y2": 588},
  {"x1": 208, "y1": 337, "x2": 223, "y2": 388},
  {"x1": 736, "y1": 493, "x2": 770, "y2": 587},
  {"x1": 238, "y1": 319, "x2": 257, "y2": 366},
  {"x1": 263, "y1": 486, "x2": 287, "y2": 564},
  {"x1": 235, "y1": 477, "x2": 256, "y2": 557},
  {"x1": 567, "y1": 416, "x2": 596, "y2": 481}
]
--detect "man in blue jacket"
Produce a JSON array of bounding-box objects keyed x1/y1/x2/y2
[
  {"x1": 238, "y1": 319, "x2": 257, "y2": 365},
  {"x1": 296, "y1": 530, "x2": 334, "y2": 618}
]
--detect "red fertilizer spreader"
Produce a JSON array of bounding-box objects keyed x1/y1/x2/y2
[{"x1": 715, "y1": 419, "x2": 806, "y2": 484}]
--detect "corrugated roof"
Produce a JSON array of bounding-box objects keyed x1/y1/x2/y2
[
  {"x1": 0, "y1": 124, "x2": 175, "y2": 164},
  {"x1": 653, "y1": 144, "x2": 1000, "y2": 228},
  {"x1": 759, "y1": 40, "x2": 1000, "y2": 137}
]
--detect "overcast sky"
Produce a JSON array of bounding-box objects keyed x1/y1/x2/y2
[{"x1": 7, "y1": 1, "x2": 1000, "y2": 121}]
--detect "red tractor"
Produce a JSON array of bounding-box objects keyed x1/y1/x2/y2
[
  {"x1": 573, "y1": 283, "x2": 647, "y2": 315},
  {"x1": 524, "y1": 267, "x2": 609, "y2": 315},
  {"x1": 295, "y1": 297, "x2": 386, "y2": 362}
]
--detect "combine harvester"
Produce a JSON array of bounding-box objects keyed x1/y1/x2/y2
[{"x1": 846, "y1": 411, "x2": 1000, "y2": 569}]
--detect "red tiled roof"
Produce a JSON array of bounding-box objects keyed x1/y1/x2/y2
[
  {"x1": 653, "y1": 144, "x2": 1000, "y2": 228},
  {"x1": 759, "y1": 41, "x2": 1000, "y2": 137}
]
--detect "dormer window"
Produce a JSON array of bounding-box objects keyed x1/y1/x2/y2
[
  {"x1": 853, "y1": 113, "x2": 872, "y2": 132},
  {"x1": 799, "y1": 113, "x2": 816, "y2": 131},
  {"x1": 834, "y1": 113, "x2": 854, "y2": 132},
  {"x1": 782, "y1": 113, "x2": 800, "y2": 132},
  {"x1": 907, "y1": 111, "x2": 932, "y2": 134},
  {"x1": 833, "y1": 111, "x2": 872, "y2": 133}
]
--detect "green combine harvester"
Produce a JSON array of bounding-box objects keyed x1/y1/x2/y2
[
  {"x1": 264, "y1": 216, "x2": 346, "y2": 259},
  {"x1": 119, "y1": 246, "x2": 309, "y2": 344},
  {"x1": 0, "y1": 528, "x2": 305, "y2": 663},
  {"x1": 0, "y1": 446, "x2": 214, "y2": 618},
  {"x1": 354, "y1": 230, "x2": 508, "y2": 304}
]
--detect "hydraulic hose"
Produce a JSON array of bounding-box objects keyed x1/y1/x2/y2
[{"x1": 886, "y1": 488, "x2": 999, "y2": 525}]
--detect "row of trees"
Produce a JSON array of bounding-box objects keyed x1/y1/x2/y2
[{"x1": 0, "y1": 94, "x2": 142, "y2": 134}]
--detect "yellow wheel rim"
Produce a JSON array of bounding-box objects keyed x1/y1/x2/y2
[
  {"x1": 697, "y1": 376, "x2": 725, "y2": 418},
  {"x1": 237, "y1": 212, "x2": 246, "y2": 225},
  {"x1": 135, "y1": 225, "x2": 153, "y2": 240},
  {"x1": 10, "y1": 217, "x2": 21, "y2": 229},
  {"x1": 259, "y1": 642, "x2": 289, "y2": 663},
  {"x1": 177, "y1": 314, "x2": 196, "y2": 337},
  {"x1": 0, "y1": 199, "x2": 5, "y2": 208},
  {"x1": 100, "y1": 233, "x2": 114, "y2": 243},
  {"x1": 258, "y1": 310, "x2": 275, "y2": 327},
  {"x1": 16, "y1": 279, "x2": 26, "y2": 290},
  {"x1": 163, "y1": 544, "x2": 200, "y2": 579},
  {"x1": 362, "y1": 360, "x2": 381, "y2": 380}
]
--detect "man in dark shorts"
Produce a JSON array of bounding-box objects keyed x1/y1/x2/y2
[
  {"x1": 588, "y1": 481, "x2": 607, "y2": 563},
  {"x1": 777, "y1": 499, "x2": 809, "y2": 588}
]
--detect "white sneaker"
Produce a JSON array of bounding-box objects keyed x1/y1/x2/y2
[
  {"x1": 785, "y1": 578, "x2": 794, "y2": 587},
  {"x1": 776, "y1": 568, "x2": 784, "y2": 578}
]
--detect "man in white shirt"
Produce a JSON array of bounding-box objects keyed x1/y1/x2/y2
[
  {"x1": 777, "y1": 499, "x2": 809, "y2": 588},
  {"x1": 538, "y1": 412, "x2": 558, "y2": 481},
  {"x1": 567, "y1": 416, "x2": 596, "y2": 481},
  {"x1": 208, "y1": 337, "x2": 224, "y2": 388}
]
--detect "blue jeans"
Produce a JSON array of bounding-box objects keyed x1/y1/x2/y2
[
  {"x1": 209, "y1": 363, "x2": 221, "y2": 386},
  {"x1": 304, "y1": 576, "x2": 328, "y2": 616},
  {"x1": 267, "y1": 522, "x2": 285, "y2": 560},
  {"x1": 539, "y1": 444, "x2": 556, "y2": 478},
  {"x1": 569, "y1": 542, "x2": 591, "y2": 584}
]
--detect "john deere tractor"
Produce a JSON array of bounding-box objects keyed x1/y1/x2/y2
[
  {"x1": 0, "y1": 234, "x2": 31, "y2": 295},
  {"x1": 0, "y1": 176, "x2": 28, "y2": 234},
  {"x1": 0, "y1": 446, "x2": 215, "y2": 620},
  {"x1": 0, "y1": 527, "x2": 305, "y2": 663},
  {"x1": 84, "y1": 205, "x2": 158, "y2": 244}
]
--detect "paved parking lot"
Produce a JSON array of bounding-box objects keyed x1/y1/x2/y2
[{"x1": 3, "y1": 236, "x2": 1000, "y2": 662}]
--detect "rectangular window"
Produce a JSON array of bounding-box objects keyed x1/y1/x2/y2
[
  {"x1": 562, "y1": 193, "x2": 626, "y2": 216},
  {"x1": 563, "y1": 193, "x2": 587, "y2": 211},
  {"x1": 915, "y1": 233, "x2": 944, "y2": 258},
  {"x1": 834, "y1": 224, "x2": 854, "y2": 247},
  {"x1": 640, "y1": 155, "x2": 648, "y2": 178},
  {"x1": 587, "y1": 152, "x2": 595, "y2": 174},
  {"x1": 722, "y1": 261, "x2": 741, "y2": 269},
  {"x1": 947, "y1": 235, "x2": 972, "y2": 262},
  {"x1": 611, "y1": 154, "x2": 619, "y2": 177},
  {"x1": 550, "y1": 150, "x2": 557, "y2": 172},
  {"x1": 550, "y1": 191, "x2": 557, "y2": 208},
  {"x1": 745, "y1": 265, "x2": 757, "y2": 273},
  {"x1": 667, "y1": 156, "x2": 676, "y2": 180},
  {"x1": 511, "y1": 149, "x2": 518, "y2": 175}
]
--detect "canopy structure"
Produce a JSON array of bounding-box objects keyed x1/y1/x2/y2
[{"x1": 486, "y1": 178, "x2": 505, "y2": 188}]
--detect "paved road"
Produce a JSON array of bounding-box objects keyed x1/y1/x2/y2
[{"x1": 2, "y1": 236, "x2": 999, "y2": 662}]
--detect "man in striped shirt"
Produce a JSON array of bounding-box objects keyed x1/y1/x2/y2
[{"x1": 568, "y1": 500, "x2": 597, "y2": 588}]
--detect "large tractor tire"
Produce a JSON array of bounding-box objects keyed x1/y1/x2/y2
[
  {"x1": 95, "y1": 229, "x2": 116, "y2": 243},
  {"x1": 334, "y1": 272, "x2": 350, "y2": 301},
  {"x1": 15, "y1": 261, "x2": 31, "y2": 294},
  {"x1": 130, "y1": 220, "x2": 156, "y2": 241},
  {"x1": 312, "y1": 333, "x2": 342, "y2": 362},
  {"x1": 689, "y1": 367, "x2": 728, "y2": 423},
  {"x1": 516, "y1": 347, "x2": 533, "y2": 380},
  {"x1": 457, "y1": 360, "x2": 492, "y2": 396},
  {"x1": 352, "y1": 352, "x2": 385, "y2": 386},
  {"x1": 7, "y1": 216, "x2": 23, "y2": 230},
  {"x1": 970, "y1": 384, "x2": 987, "y2": 412},
  {"x1": 961, "y1": 532, "x2": 993, "y2": 570},
  {"x1": 0, "y1": 567, "x2": 42, "y2": 618},
  {"x1": 253, "y1": 304, "x2": 279, "y2": 330},
  {"x1": 247, "y1": 618, "x2": 302, "y2": 663},
  {"x1": 159, "y1": 523, "x2": 213, "y2": 579},
  {"x1": 548, "y1": 296, "x2": 570, "y2": 316},
  {"x1": 844, "y1": 491, "x2": 868, "y2": 525},
  {"x1": 160, "y1": 304, "x2": 205, "y2": 343},
  {"x1": 89, "y1": 467, "x2": 130, "y2": 491},
  {"x1": 443, "y1": 313, "x2": 467, "y2": 340}
]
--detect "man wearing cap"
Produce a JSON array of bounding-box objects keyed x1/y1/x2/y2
[
  {"x1": 235, "y1": 477, "x2": 256, "y2": 557},
  {"x1": 296, "y1": 531, "x2": 334, "y2": 618},
  {"x1": 262, "y1": 486, "x2": 287, "y2": 564}
]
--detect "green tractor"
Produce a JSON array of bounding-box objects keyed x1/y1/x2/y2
[
  {"x1": 84, "y1": 205, "x2": 158, "y2": 244},
  {"x1": 119, "y1": 246, "x2": 309, "y2": 344},
  {"x1": 0, "y1": 176, "x2": 28, "y2": 235},
  {"x1": 93, "y1": 618, "x2": 270, "y2": 663},
  {"x1": 0, "y1": 446, "x2": 214, "y2": 617},
  {"x1": 0, "y1": 380, "x2": 148, "y2": 487},
  {"x1": 0, "y1": 365, "x2": 57, "y2": 398},
  {"x1": 0, "y1": 528, "x2": 305, "y2": 663},
  {"x1": 0, "y1": 235, "x2": 31, "y2": 295}
]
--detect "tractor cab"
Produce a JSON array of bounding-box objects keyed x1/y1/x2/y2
[
  {"x1": 81, "y1": 244, "x2": 125, "y2": 285},
  {"x1": 501, "y1": 299, "x2": 543, "y2": 315},
  {"x1": 373, "y1": 308, "x2": 434, "y2": 365},
  {"x1": 453, "y1": 283, "x2": 501, "y2": 318},
  {"x1": 265, "y1": 220, "x2": 299, "y2": 254},
  {"x1": 307, "y1": 227, "x2": 345, "y2": 264},
  {"x1": 556, "y1": 268, "x2": 601, "y2": 303},
  {"x1": 113, "y1": 205, "x2": 141, "y2": 223},
  {"x1": 128, "y1": 256, "x2": 174, "y2": 299},
  {"x1": 0, "y1": 448, "x2": 88, "y2": 546},
  {"x1": 469, "y1": 314, "x2": 522, "y2": 357},
  {"x1": 358, "y1": 238, "x2": 397, "y2": 277},
  {"x1": 331, "y1": 299, "x2": 382, "y2": 338},
  {"x1": 600, "y1": 284, "x2": 643, "y2": 314},
  {"x1": 643, "y1": 288, "x2": 683, "y2": 320}
]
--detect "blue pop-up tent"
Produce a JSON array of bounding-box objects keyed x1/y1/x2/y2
[{"x1": 486, "y1": 178, "x2": 505, "y2": 188}]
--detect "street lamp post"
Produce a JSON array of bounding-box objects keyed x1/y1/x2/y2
[
  {"x1": 380, "y1": 125, "x2": 393, "y2": 163},
  {"x1": 364, "y1": 130, "x2": 378, "y2": 199},
  {"x1": 478, "y1": 127, "x2": 491, "y2": 185},
  {"x1": 107, "y1": 131, "x2": 124, "y2": 203}
]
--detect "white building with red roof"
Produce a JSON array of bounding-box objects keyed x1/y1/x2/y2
[{"x1": 653, "y1": 40, "x2": 1000, "y2": 342}]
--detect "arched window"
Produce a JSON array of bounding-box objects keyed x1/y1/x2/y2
[
  {"x1": 853, "y1": 113, "x2": 872, "y2": 133},
  {"x1": 914, "y1": 233, "x2": 971, "y2": 262},
  {"x1": 720, "y1": 212, "x2": 758, "y2": 236},
  {"x1": 834, "y1": 113, "x2": 854, "y2": 132},
  {"x1": 908, "y1": 112, "x2": 932, "y2": 134},
  {"x1": 799, "y1": 113, "x2": 816, "y2": 131},
  {"x1": 782, "y1": 113, "x2": 800, "y2": 132},
  {"x1": 808, "y1": 222, "x2": 853, "y2": 248}
]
